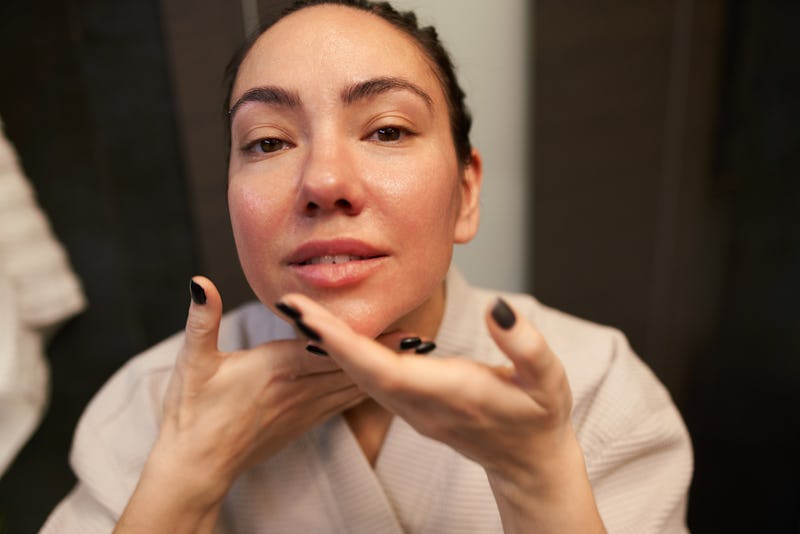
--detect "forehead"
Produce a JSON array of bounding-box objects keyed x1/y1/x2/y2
[{"x1": 232, "y1": 5, "x2": 443, "y2": 104}]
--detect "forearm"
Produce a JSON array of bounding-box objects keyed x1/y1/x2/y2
[{"x1": 487, "y1": 431, "x2": 606, "y2": 534}]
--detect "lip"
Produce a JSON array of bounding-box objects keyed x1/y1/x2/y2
[{"x1": 286, "y1": 238, "x2": 389, "y2": 288}]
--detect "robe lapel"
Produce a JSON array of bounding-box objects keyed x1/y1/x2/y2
[{"x1": 309, "y1": 416, "x2": 406, "y2": 534}]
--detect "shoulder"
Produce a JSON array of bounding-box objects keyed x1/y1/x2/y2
[
  {"x1": 67, "y1": 301, "x2": 283, "y2": 515},
  {"x1": 456, "y1": 277, "x2": 627, "y2": 402}
]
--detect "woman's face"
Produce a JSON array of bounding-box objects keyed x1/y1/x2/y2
[{"x1": 227, "y1": 5, "x2": 481, "y2": 337}]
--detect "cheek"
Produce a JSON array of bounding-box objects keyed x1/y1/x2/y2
[
  {"x1": 228, "y1": 180, "x2": 285, "y2": 270},
  {"x1": 382, "y1": 162, "x2": 461, "y2": 239},
  {"x1": 229, "y1": 183, "x2": 262, "y2": 242}
]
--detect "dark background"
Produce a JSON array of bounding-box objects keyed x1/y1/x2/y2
[{"x1": 0, "y1": 0, "x2": 798, "y2": 532}]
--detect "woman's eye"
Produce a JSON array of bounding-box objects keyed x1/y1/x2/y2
[
  {"x1": 369, "y1": 126, "x2": 413, "y2": 143},
  {"x1": 256, "y1": 138, "x2": 287, "y2": 153},
  {"x1": 240, "y1": 137, "x2": 292, "y2": 157},
  {"x1": 376, "y1": 127, "x2": 402, "y2": 142}
]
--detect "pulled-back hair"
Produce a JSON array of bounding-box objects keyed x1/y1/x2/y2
[{"x1": 224, "y1": 0, "x2": 473, "y2": 165}]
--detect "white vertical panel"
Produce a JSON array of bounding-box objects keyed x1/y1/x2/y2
[{"x1": 390, "y1": 0, "x2": 531, "y2": 291}]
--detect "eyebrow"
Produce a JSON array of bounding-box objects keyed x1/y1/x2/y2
[
  {"x1": 228, "y1": 86, "x2": 301, "y2": 120},
  {"x1": 341, "y1": 77, "x2": 433, "y2": 109},
  {"x1": 228, "y1": 76, "x2": 433, "y2": 122}
]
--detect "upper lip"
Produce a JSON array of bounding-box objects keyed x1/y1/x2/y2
[{"x1": 285, "y1": 238, "x2": 387, "y2": 265}]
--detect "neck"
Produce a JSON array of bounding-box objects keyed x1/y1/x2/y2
[{"x1": 346, "y1": 278, "x2": 448, "y2": 465}]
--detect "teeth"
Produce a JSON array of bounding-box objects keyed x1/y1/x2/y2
[{"x1": 306, "y1": 255, "x2": 364, "y2": 265}]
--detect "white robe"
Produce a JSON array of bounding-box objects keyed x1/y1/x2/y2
[{"x1": 42, "y1": 270, "x2": 692, "y2": 533}]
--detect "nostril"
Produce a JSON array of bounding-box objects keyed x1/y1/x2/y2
[{"x1": 303, "y1": 198, "x2": 353, "y2": 215}]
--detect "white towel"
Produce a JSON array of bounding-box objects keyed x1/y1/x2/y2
[{"x1": 0, "y1": 117, "x2": 86, "y2": 475}]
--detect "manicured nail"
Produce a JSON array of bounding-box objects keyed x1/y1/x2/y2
[
  {"x1": 399, "y1": 337, "x2": 422, "y2": 350},
  {"x1": 491, "y1": 297, "x2": 516, "y2": 330},
  {"x1": 275, "y1": 302, "x2": 302, "y2": 320},
  {"x1": 305, "y1": 344, "x2": 329, "y2": 357},
  {"x1": 415, "y1": 341, "x2": 436, "y2": 354},
  {"x1": 190, "y1": 280, "x2": 206, "y2": 305},
  {"x1": 296, "y1": 319, "x2": 322, "y2": 342}
]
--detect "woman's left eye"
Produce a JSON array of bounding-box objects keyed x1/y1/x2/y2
[
  {"x1": 368, "y1": 126, "x2": 412, "y2": 143},
  {"x1": 256, "y1": 138, "x2": 288, "y2": 153}
]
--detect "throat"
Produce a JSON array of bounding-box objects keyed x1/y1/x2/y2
[{"x1": 344, "y1": 399, "x2": 394, "y2": 466}]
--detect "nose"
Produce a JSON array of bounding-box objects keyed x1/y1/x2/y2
[{"x1": 297, "y1": 142, "x2": 364, "y2": 217}]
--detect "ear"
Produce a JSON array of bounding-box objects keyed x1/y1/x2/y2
[{"x1": 453, "y1": 148, "x2": 483, "y2": 244}]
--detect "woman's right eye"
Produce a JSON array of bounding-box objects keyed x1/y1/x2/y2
[{"x1": 243, "y1": 137, "x2": 292, "y2": 155}]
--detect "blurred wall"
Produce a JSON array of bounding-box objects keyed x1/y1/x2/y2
[
  {"x1": 533, "y1": 1, "x2": 800, "y2": 532},
  {"x1": 0, "y1": 0, "x2": 198, "y2": 531}
]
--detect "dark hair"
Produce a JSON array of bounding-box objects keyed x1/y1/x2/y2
[{"x1": 223, "y1": 0, "x2": 473, "y2": 165}]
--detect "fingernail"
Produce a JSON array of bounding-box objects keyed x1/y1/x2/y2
[
  {"x1": 399, "y1": 337, "x2": 422, "y2": 350},
  {"x1": 296, "y1": 319, "x2": 322, "y2": 343},
  {"x1": 275, "y1": 302, "x2": 302, "y2": 320},
  {"x1": 415, "y1": 341, "x2": 436, "y2": 354},
  {"x1": 305, "y1": 344, "x2": 329, "y2": 357},
  {"x1": 190, "y1": 279, "x2": 206, "y2": 305},
  {"x1": 491, "y1": 297, "x2": 516, "y2": 330}
]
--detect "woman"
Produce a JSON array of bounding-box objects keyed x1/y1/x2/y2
[{"x1": 43, "y1": 1, "x2": 692, "y2": 532}]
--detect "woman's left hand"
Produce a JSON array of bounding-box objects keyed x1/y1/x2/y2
[{"x1": 279, "y1": 293, "x2": 606, "y2": 534}]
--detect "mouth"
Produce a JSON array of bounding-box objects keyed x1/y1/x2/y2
[
  {"x1": 299, "y1": 254, "x2": 378, "y2": 266},
  {"x1": 287, "y1": 238, "x2": 388, "y2": 266},
  {"x1": 286, "y1": 239, "x2": 389, "y2": 288}
]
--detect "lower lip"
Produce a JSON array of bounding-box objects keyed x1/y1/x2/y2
[{"x1": 289, "y1": 256, "x2": 387, "y2": 288}]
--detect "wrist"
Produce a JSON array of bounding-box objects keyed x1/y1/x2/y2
[
  {"x1": 142, "y1": 433, "x2": 234, "y2": 511},
  {"x1": 485, "y1": 428, "x2": 606, "y2": 534},
  {"x1": 116, "y1": 452, "x2": 225, "y2": 534}
]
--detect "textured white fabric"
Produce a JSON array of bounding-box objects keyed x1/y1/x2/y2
[
  {"x1": 42, "y1": 270, "x2": 692, "y2": 533},
  {"x1": 0, "y1": 119, "x2": 86, "y2": 475}
]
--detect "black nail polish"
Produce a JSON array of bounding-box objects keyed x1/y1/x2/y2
[
  {"x1": 190, "y1": 280, "x2": 206, "y2": 305},
  {"x1": 296, "y1": 319, "x2": 322, "y2": 343},
  {"x1": 399, "y1": 337, "x2": 422, "y2": 350},
  {"x1": 415, "y1": 341, "x2": 436, "y2": 354},
  {"x1": 275, "y1": 302, "x2": 302, "y2": 320},
  {"x1": 491, "y1": 298, "x2": 516, "y2": 330},
  {"x1": 306, "y1": 344, "x2": 329, "y2": 357}
]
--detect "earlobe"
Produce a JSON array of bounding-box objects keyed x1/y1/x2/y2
[{"x1": 453, "y1": 148, "x2": 483, "y2": 244}]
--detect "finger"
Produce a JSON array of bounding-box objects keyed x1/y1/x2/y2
[
  {"x1": 374, "y1": 331, "x2": 436, "y2": 354},
  {"x1": 278, "y1": 293, "x2": 401, "y2": 390},
  {"x1": 183, "y1": 276, "x2": 223, "y2": 356},
  {"x1": 485, "y1": 297, "x2": 560, "y2": 391}
]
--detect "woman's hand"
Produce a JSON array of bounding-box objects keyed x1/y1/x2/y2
[
  {"x1": 114, "y1": 277, "x2": 365, "y2": 533},
  {"x1": 279, "y1": 293, "x2": 606, "y2": 534}
]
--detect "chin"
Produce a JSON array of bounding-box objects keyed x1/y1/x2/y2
[{"x1": 318, "y1": 296, "x2": 399, "y2": 338}]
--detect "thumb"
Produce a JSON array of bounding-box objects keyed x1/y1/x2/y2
[
  {"x1": 485, "y1": 297, "x2": 559, "y2": 392},
  {"x1": 184, "y1": 275, "x2": 223, "y2": 355}
]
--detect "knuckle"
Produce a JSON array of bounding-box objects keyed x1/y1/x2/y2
[{"x1": 185, "y1": 313, "x2": 214, "y2": 338}]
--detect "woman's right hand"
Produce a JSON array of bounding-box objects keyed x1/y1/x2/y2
[{"x1": 114, "y1": 276, "x2": 365, "y2": 533}]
